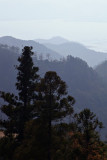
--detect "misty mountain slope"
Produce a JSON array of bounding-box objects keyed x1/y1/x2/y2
[
  {"x1": 35, "y1": 36, "x2": 70, "y2": 45},
  {"x1": 95, "y1": 60, "x2": 107, "y2": 84},
  {"x1": 0, "y1": 46, "x2": 107, "y2": 137},
  {"x1": 43, "y1": 42, "x2": 107, "y2": 67},
  {"x1": 0, "y1": 36, "x2": 62, "y2": 60},
  {"x1": 36, "y1": 57, "x2": 107, "y2": 138},
  {"x1": 0, "y1": 45, "x2": 18, "y2": 93},
  {"x1": 36, "y1": 56, "x2": 107, "y2": 109}
]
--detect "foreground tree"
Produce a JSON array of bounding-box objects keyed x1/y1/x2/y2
[
  {"x1": 36, "y1": 71, "x2": 75, "y2": 160},
  {"x1": 15, "y1": 46, "x2": 39, "y2": 139},
  {"x1": 0, "y1": 46, "x2": 39, "y2": 140},
  {"x1": 13, "y1": 71, "x2": 75, "y2": 160},
  {"x1": 72, "y1": 109, "x2": 105, "y2": 160},
  {"x1": 16, "y1": 46, "x2": 39, "y2": 107}
]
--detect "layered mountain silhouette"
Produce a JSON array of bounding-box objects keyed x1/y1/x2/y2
[
  {"x1": 35, "y1": 36, "x2": 69, "y2": 45},
  {"x1": 43, "y1": 41, "x2": 107, "y2": 67},
  {"x1": 1, "y1": 36, "x2": 107, "y2": 67},
  {"x1": 0, "y1": 36, "x2": 62, "y2": 60}
]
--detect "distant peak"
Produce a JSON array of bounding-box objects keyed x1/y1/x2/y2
[
  {"x1": 35, "y1": 36, "x2": 70, "y2": 45},
  {"x1": 50, "y1": 36, "x2": 68, "y2": 41},
  {"x1": 0, "y1": 36, "x2": 15, "y2": 39},
  {"x1": 0, "y1": 36, "x2": 21, "y2": 42}
]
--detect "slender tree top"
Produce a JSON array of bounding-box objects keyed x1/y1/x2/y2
[{"x1": 16, "y1": 46, "x2": 39, "y2": 105}]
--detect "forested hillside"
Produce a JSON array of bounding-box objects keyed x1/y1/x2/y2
[
  {"x1": 0, "y1": 36, "x2": 62, "y2": 60},
  {"x1": 44, "y1": 42, "x2": 107, "y2": 67},
  {"x1": 95, "y1": 60, "x2": 107, "y2": 85},
  {"x1": 0, "y1": 45, "x2": 107, "y2": 138},
  {"x1": 36, "y1": 57, "x2": 107, "y2": 133}
]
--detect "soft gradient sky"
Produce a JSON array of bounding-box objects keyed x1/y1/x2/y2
[{"x1": 0, "y1": 0, "x2": 107, "y2": 51}]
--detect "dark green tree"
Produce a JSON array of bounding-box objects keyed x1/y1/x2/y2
[
  {"x1": 0, "y1": 46, "x2": 39, "y2": 140},
  {"x1": 13, "y1": 71, "x2": 75, "y2": 160},
  {"x1": 16, "y1": 46, "x2": 39, "y2": 107},
  {"x1": 15, "y1": 46, "x2": 39, "y2": 139},
  {"x1": 74, "y1": 108, "x2": 103, "y2": 159},
  {"x1": 36, "y1": 71, "x2": 75, "y2": 160}
]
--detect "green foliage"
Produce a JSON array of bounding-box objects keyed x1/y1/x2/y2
[
  {"x1": 13, "y1": 120, "x2": 50, "y2": 160},
  {"x1": 35, "y1": 71, "x2": 75, "y2": 160},
  {"x1": 0, "y1": 46, "x2": 39, "y2": 140},
  {"x1": 36, "y1": 71, "x2": 75, "y2": 121},
  {"x1": 73, "y1": 109, "x2": 105, "y2": 159},
  {"x1": 16, "y1": 46, "x2": 39, "y2": 106}
]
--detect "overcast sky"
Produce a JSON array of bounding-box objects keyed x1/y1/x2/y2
[{"x1": 0, "y1": 0, "x2": 107, "y2": 50}]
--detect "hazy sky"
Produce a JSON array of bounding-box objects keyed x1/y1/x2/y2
[{"x1": 0, "y1": 0, "x2": 107, "y2": 50}]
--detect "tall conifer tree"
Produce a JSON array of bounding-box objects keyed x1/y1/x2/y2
[
  {"x1": 36, "y1": 71, "x2": 75, "y2": 160},
  {"x1": 0, "y1": 46, "x2": 39, "y2": 139},
  {"x1": 16, "y1": 46, "x2": 39, "y2": 107}
]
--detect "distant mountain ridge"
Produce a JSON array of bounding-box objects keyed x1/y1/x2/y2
[
  {"x1": 1, "y1": 36, "x2": 107, "y2": 67},
  {"x1": 43, "y1": 41, "x2": 107, "y2": 67},
  {"x1": 35, "y1": 36, "x2": 69, "y2": 45},
  {"x1": 0, "y1": 36, "x2": 62, "y2": 60}
]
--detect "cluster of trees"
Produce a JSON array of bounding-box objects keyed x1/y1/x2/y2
[{"x1": 0, "y1": 46, "x2": 106, "y2": 160}]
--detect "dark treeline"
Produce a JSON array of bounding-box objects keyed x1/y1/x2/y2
[{"x1": 0, "y1": 46, "x2": 107, "y2": 160}]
